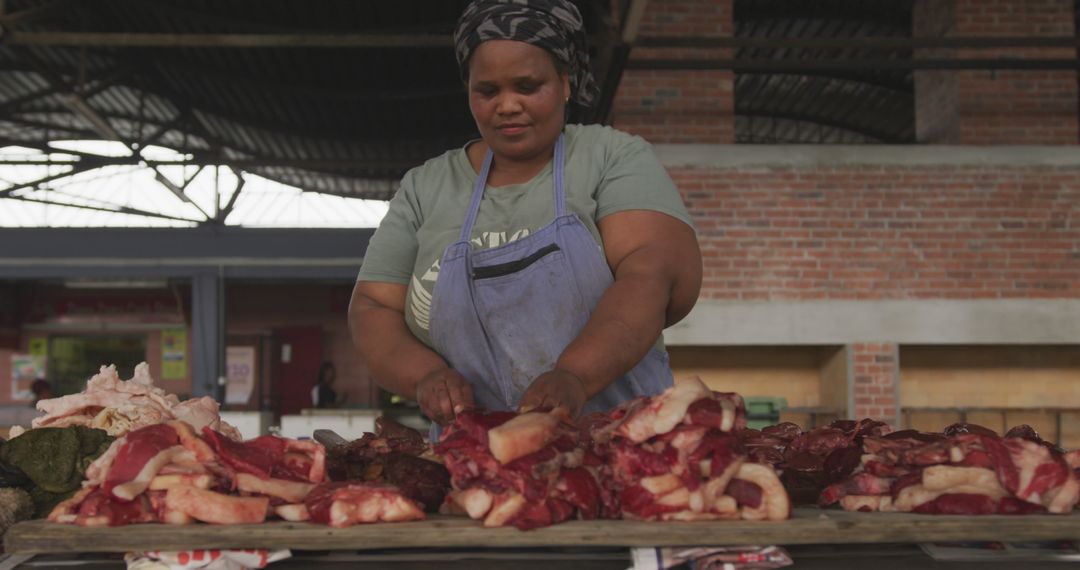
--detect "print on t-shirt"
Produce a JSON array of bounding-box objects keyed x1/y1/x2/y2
[{"x1": 409, "y1": 228, "x2": 531, "y2": 335}]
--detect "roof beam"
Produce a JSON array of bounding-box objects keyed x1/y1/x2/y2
[
  {"x1": 736, "y1": 71, "x2": 911, "y2": 96},
  {"x1": 622, "y1": 0, "x2": 649, "y2": 44},
  {"x1": 0, "y1": 115, "x2": 103, "y2": 139},
  {"x1": 0, "y1": 155, "x2": 418, "y2": 170},
  {"x1": 0, "y1": 65, "x2": 132, "y2": 120},
  {"x1": 0, "y1": 0, "x2": 67, "y2": 27},
  {"x1": 34, "y1": 18, "x2": 994, "y2": 53},
  {"x1": 154, "y1": 171, "x2": 209, "y2": 219},
  {"x1": 737, "y1": 110, "x2": 904, "y2": 143},
  {"x1": 589, "y1": 0, "x2": 647, "y2": 125},
  {"x1": 0, "y1": 193, "x2": 201, "y2": 222},
  {"x1": 3, "y1": 32, "x2": 452, "y2": 48},
  {"x1": 137, "y1": 112, "x2": 188, "y2": 149},
  {"x1": 0, "y1": 84, "x2": 69, "y2": 117},
  {"x1": 638, "y1": 36, "x2": 1080, "y2": 49},
  {"x1": 0, "y1": 161, "x2": 97, "y2": 197},
  {"x1": 628, "y1": 58, "x2": 1080, "y2": 71},
  {"x1": 214, "y1": 172, "x2": 245, "y2": 225},
  {"x1": 59, "y1": 93, "x2": 123, "y2": 140},
  {"x1": 0, "y1": 138, "x2": 121, "y2": 161},
  {"x1": 17, "y1": 52, "x2": 222, "y2": 217},
  {"x1": 150, "y1": 56, "x2": 464, "y2": 101}
]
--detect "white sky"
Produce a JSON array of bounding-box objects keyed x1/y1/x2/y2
[{"x1": 0, "y1": 141, "x2": 390, "y2": 228}]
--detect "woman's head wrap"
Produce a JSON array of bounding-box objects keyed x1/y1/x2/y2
[{"x1": 453, "y1": 0, "x2": 599, "y2": 107}]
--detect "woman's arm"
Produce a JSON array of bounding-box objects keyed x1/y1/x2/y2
[
  {"x1": 518, "y1": 210, "x2": 702, "y2": 414},
  {"x1": 349, "y1": 282, "x2": 473, "y2": 424}
]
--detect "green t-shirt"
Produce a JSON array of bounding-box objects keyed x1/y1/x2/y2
[{"x1": 357, "y1": 123, "x2": 694, "y2": 347}]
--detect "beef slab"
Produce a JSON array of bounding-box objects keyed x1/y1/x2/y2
[
  {"x1": 436, "y1": 408, "x2": 607, "y2": 530},
  {"x1": 325, "y1": 416, "x2": 449, "y2": 512},
  {"x1": 50, "y1": 420, "x2": 426, "y2": 527},
  {"x1": 584, "y1": 378, "x2": 789, "y2": 522},
  {"x1": 819, "y1": 423, "x2": 1080, "y2": 515}
]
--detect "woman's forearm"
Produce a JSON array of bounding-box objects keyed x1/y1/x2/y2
[
  {"x1": 348, "y1": 294, "x2": 448, "y2": 401},
  {"x1": 555, "y1": 265, "x2": 672, "y2": 399},
  {"x1": 555, "y1": 212, "x2": 702, "y2": 399}
]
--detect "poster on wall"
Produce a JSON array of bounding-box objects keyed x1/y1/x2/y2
[
  {"x1": 161, "y1": 328, "x2": 187, "y2": 380},
  {"x1": 11, "y1": 354, "x2": 44, "y2": 400},
  {"x1": 225, "y1": 346, "x2": 256, "y2": 405},
  {"x1": 28, "y1": 337, "x2": 48, "y2": 361}
]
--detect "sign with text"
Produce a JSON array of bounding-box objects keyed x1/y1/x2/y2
[
  {"x1": 161, "y1": 328, "x2": 187, "y2": 380},
  {"x1": 11, "y1": 353, "x2": 43, "y2": 400},
  {"x1": 225, "y1": 346, "x2": 256, "y2": 405}
]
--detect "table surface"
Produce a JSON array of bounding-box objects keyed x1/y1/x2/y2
[
  {"x1": 3, "y1": 544, "x2": 1079, "y2": 570},
  {"x1": 7, "y1": 508, "x2": 1080, "y2": 554}
]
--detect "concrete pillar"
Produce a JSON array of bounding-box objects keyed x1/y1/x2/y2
[
  {"x1": 191, "y1": 271, "x2": 225, "y2": 401},
  {"x1": 914, "y1": 0, "x2": 1079, "y2": 144}
]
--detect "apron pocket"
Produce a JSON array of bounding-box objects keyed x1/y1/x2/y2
[{"x1": 472, "y1": 243, "x2": 561, "y2": 280}]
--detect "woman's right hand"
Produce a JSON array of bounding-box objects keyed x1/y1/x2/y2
[{"x1": 416, "y1": 367, "x2": 474, "y2": 426}]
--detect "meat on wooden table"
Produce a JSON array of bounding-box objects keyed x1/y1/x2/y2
[
  {"x1": 438, "y1": 378, "x2": 790, "y2": 529},
  {"x1": 48, "y1": 420, "x2": 425, "y2": 527},
  {"x1": 819, "y1": 422, "x2": 1080, "y2": 515}
]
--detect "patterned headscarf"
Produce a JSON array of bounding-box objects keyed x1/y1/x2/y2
[{"x1": 453, "y1": 0, "x2": 598, "y2": 107}]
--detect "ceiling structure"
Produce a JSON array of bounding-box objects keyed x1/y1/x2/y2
[
  {"x1": 0, "y1": 0, "x2": 1076, "y2": 225},
  {"x1": 733, "y1": 0, "x2": 915, "y2": 144}
]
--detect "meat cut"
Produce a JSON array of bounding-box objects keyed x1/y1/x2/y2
[
  {"x1": 18, "y1": 363, "x2": 241, "y2": 440},
  {"x1": 435, "y1": 408, "x2": 607, "y2": 529},
  {"x1": 437, "y1": 378, "x2": 790, "y2": 529},
  {"x1": 50, "y1": 421, "x2": 425, "y2": 527},
  {"x1": 325, "y1": 416, "x2": 450, "y2": 512},
  {"x1": 737, "y1": 418, "x2": 891, "y2": 505},
  {"x1": 305, "y1": 482, "x2": 426, "y2": 527},
  {"x1": 819, "y1": 423, "x2": 1080, "y2": 515},
  {"x1": 584, "y1": 378, "x2": 789, "y2": 522}
]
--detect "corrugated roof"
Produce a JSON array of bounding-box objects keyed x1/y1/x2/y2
[
  {"x1": 734, "y1": 0, "x2": 914, "y2": 143},
  {"x1": 0, "y1": 0, "x2": 923, "y2": 212}
]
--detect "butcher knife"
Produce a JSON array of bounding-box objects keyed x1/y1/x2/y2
[{"x1": 313, "y1": 429, "x2": 348, "y2": 448}]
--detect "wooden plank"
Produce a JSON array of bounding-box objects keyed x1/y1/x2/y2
[
  {"x1": 669, "y1": 347, "x2": 823, "y2": 408},
  {"x1": 900, "y1": 345, "x2": 1080, "y2": 409},
  {"x1": 8, "y1": 509, "x2": 1080, "y2": 554}
]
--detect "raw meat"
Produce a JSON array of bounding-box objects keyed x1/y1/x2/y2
[
  {"x1": 436, "y1": 408, "x2": 606, "y2": 529},
  {"x1": 819, "y1": 423, "x2": 1080, "y2": 515},
  {"x1": 738, "y1": 418, "x2": 890, "y2": 505},
  {"x1": 438, "y1": 379, "x2": 789, "y2": 528},
  {"x1": 590, "y1": 378, "x2": 789, "y2": 522},
  {"x1": 325, "y1": 416, "x2": 449, "y2": 512},
  {"x1": 164, "y1": 486, "x2": 269, "y2": 524},
  {"x1": 305, "y1": 482, "x2": 425, "y2": 526},
  {"x1": 48, "y1": 421, "x2": 416, "y2": 527},
  {"x1": 22, "y1": 363, "x2": 241, "y2": 440}
]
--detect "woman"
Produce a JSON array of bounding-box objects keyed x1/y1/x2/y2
[
  {"x1": 349, "y1": 0, "x2": 702, "y2": 429},
  {"x1": 311, "y1": 362, "x2": 345, "y2": 409}
]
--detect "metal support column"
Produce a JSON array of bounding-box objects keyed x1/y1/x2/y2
[{"x1": 191, "y1": 270, "x2": 225, "y2": 401}]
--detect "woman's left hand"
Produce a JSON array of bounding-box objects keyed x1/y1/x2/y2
[{"x1": 518, "y1": 368, "x2": 588, "y2": 418}]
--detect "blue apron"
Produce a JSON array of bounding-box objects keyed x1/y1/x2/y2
[{"x1": 427, "y1": 133, "x2": 672, "y2": 434}]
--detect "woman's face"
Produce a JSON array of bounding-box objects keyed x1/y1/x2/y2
[{"x1": 467, "y1": 40, "x2": 571, "y2": 164}]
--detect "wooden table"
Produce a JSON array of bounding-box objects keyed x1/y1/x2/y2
[{"x1": 7, "y1": 508, "x2": 1080, "y2": 554}]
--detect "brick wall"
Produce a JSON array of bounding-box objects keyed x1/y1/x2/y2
[
  {"x1": 674, "y1": 164, "x2": 1080, "y2": 302},
  {"x1": 914, "y1": 0, "x2": 1079, "y2": 144},
  {"x1": 612, "y1": 0, "x2": 735, "y2": 143}
]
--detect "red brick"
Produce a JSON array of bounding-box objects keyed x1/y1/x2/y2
[{"x1": 914, "y1": 0, "x2": 1078, "y2": 144}]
